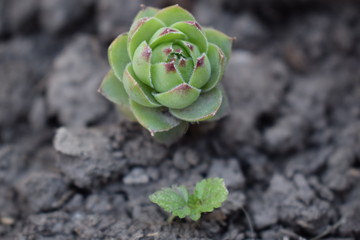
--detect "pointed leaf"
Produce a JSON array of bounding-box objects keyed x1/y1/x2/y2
[
  {"x1": 149, "y1": 185, "x2": 191, "y2": 218},
  {"x1": 176, "y1": 58, "x2": 194, "y2": 82},
  {"x1": 132, "y1": 41, "x2": 153, "y2": 87},
  {"x1": 108, "y1": 33, "x2": 131, "y2": 81},
  {"x1": 128, "y1": 17, "x2": 165, "y2": 59},
  {"x1": 153, "y1": 83, "x2": 201, "y2": 109},
  {"x1": 188, "y1": 53, "x2": 211, "y2": 89},
  {"x1": 123, "y1": 64, "x2": 160, "y2": 108},
  {"x1": 154, "y1": 5, "x2": 195, "y2": 26},
  {"x1": 202, "y1": 43, "x2": 225, "y2": 92},
  {"x1": 134, "y1": 6, "x2": 159, "y2": 21},
  {"x1": 171, "y1": 21, "x2": 208, "y2": 53},
  {"x1": 130, "y1": 100, "x2": 182, "y2": 134},
  {"x1": 153, "y1": 121, "x2": 189, "y2": 145},
  {"x1": 151, "y1": 62, "x2": 184, "y2": 92},
  {"x1": 170, "y1": 87, "x2": 222, "y2": 122},
  {"x1": 151, "y1": 42, "x2": 173, "y2": 63},
  {"x1": 98, "y1": 70, "x2": 129, "y2": 106},
  {"x1": 149, "y1": 27, "x2": 186, "y2": 49},
  {"x1": 204, "y1": 27, "x2": 233, "y2": 63},
  {"x1": 194, "y1": 178, "x2": 228, "y2": 213},
  {"x1": 176, "y1": 40, "x2": 201, "y2": 63}
]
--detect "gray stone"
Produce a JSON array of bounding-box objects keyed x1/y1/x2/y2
[
  {"x1": 47, "y1": 35, "x2": 109, "y2": 127},
  {"x1": 96, "y1": 0, "x2": 141, "y2": 42},
  {"x1": 54, "y1": 127, "x2": 126, "y2": 188},
  {"x1": 229, "y1": 14, "x2": 268, "y2": 50},
  {"x1": 173, "y1": 148, "x2": 200, "y2": 170},
  {"x1": 264, "y1": 115, "x2": 309, "y2": 153},
  {"x1": 40, "y1": 0, "x2": 94, "y2": 34},
  {"x1": 208, "y1": 159, "x2": 245, "y2": 189},
  {"x1": 123, "y1": 168, "x2": 149, "y2": 185},
  {"x1": 17, "y1": 172, "x2": 69, "y2": 213}
]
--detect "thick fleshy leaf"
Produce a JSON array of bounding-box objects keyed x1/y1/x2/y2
[
  {"x1": 98, "y1": 70, "x2": 129, "y2": 106},
  {"x1": 153, "y1": 121, "x2": 189, "y2": 145},
  {"x1": 171, "y1": 21, "x2": 207, "y2": 53},
  {"x1": 176, "y1": 58, "x2": 194, "y2": 82},
  {"x1": 170, "y1": 87, "x2": 223, "y2": 122},
  {"x1": 153, "y1": 83, "x2": 201, "y2": 109},
  {"x1": 207, "y1": 87, "x2": 229, "y2": 121},
  {"x1": 132, "y1": 41, "x2": 153, "y2": 87},
  {"x1": 149, "y1": 27, "x2": 186, "y2": 49},
  {"x1": 108, "y1": 33, "x2": 131, "y2": 81},
  {"x1": 154, "y1": 5, "x2": 195, "y2": 26},
  {"x1": 202, "y1": 43, "x2": 225, "y2": 92},
  {"x1": 188, "y1": 53, "x2": 211, "y2": 89},
  {"x1": 151, "y1": 42, "x2": 173, "y2": 63},
  {"x1": 117, "y1": 104, "x2": 136, "y2": 122},
  {"x1": 151, "y1": 62, "x2": 184, "y2": 92},
  {"x1": 123, "y1": 64, "x2": 161, "y2": 108},
  {"x1": 130, "y1": 100, "x2": 182, "y2": 134},
  {"x1": 128, "y1": 17, "x2": 165, "y2": 59},
  {"x1": 134, "y1": 6, "x2": 159, "y2": 21},
  {"x1": 176, "y1": 40, "x2": 201, "y2": 63},
  {"x1": 204, "y1": 27, "x2": 232, "y2": 63}
]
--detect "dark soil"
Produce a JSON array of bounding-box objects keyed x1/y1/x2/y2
[{"x1": 1, "y1": 0, "x2": 360, "y2": 239}]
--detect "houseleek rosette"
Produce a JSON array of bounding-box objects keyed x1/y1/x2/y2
[{"x1": 99, "y1": 5, "x2": 232, "y2": 143}]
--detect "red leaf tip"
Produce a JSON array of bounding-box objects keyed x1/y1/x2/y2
[{"x1": 160, "y1": 28, "x2": 178, "y2": 36}]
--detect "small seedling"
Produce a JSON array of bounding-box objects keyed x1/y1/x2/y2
[
  {"x1": 149, "y1": 178, "x2": 228, "y2": 221},
  {"x1": 98, "y1": 4, "x2": 233, "y2": 144}
]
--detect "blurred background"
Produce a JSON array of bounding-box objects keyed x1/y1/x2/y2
[{"x1": 1, "y1": 0, "x2": 360, "y2": 239}]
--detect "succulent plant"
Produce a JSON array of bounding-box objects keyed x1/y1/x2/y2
[{"x1": 99, "y1": 5, "x2": 232, "y2": 144}]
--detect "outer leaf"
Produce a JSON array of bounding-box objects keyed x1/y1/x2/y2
[
  {"x1": 171, "y1": 21, "x2": 208, "y2": 53},
  {"x1": 98, "y1": 70, "x2": 129, "y2": 106},
  {"x1": 123, "y1": 64, "x2": 161, "y2": 108},
  {"x1": 132, "y1": 41, "x2": 153, "y2": 87},
  {"x1": 194, "y1": 178, "x2": 228, "y2": 213},
  {"x1": 153, "y1": 121, "x2": 189, "y2": 145},
  {"x1": 128, "y1": 17, "x2": 165, "y2": 59},
  {"x1": 188, "y1": 53, "x2": 211, "y2": 89},
  {"x1": 202, "y1": 43, "x2": 225, "y2": 92},
  {"x1": 154, "y1": 5, "x2": 195, "y2": 26},
  {"x1": 207, "y1": 87, "x2": 230, "y2": 121},
  {"x1": 151, "y1": 62, "x2": 184, "y2": 92},
  {"x1": 203, "y1": 27, "x2": 233, "y2": 63},
  {"x1": 108, "y1": 33, "x2": 131, "y2": 81},
  {"x1": 130, "y1": 100, "x2": 182, "y2": 135},
  {"x1": 150, "y1": 185, "x2": 191, "y2": 218},
  {"x1": 153, "y1": 83, "x2": 201, "y2": 109},
  {"x1": 134, "y1": 6, "x2": 159, "y2": 21},
  {"x1": 170, "y1": 87, "x2": 222, "y2": 122}
]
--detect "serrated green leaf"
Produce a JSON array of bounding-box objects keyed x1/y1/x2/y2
[
  {"x1": 149, "y1": 185, "x2": 191, "y2": 218},
  {"x1": 149, "y1": 178, "x2": 228, "y2": 221},
  {"x1": 194, "y1": 178, "x2": 228, "y2": 213}
]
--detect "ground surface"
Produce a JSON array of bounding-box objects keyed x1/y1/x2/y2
[{"x1": 0, "y1": 0, "x2": 360, "y2": 239}]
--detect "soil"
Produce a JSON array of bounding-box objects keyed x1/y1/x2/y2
[{"x1": 1, "y1": 0, "x2": 360, "y2": 239}]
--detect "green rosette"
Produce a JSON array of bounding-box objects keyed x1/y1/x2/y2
[{"x1": 99, "y1": 5, "x2": 233, "y2": 144}]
